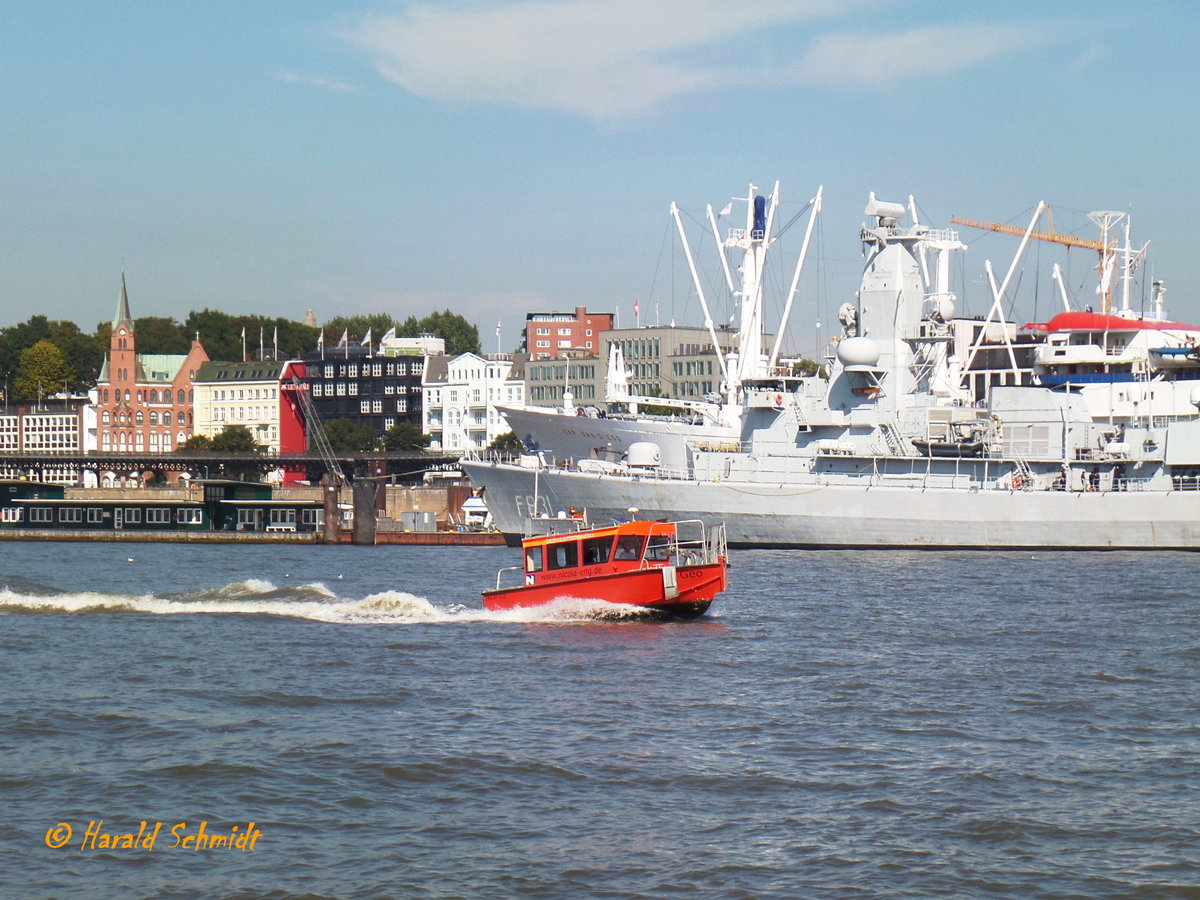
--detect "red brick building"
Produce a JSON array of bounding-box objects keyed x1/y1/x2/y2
[
  {"x1": 94, "y1": 275, "x2": 209, "y2": 454},
  {"x1": 523, "y1": 306, "x2": 614, "y2": 360}
]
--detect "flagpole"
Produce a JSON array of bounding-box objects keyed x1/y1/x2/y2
[{"x1": 241, "y1": 327, "x2": 246, "y2": 362}]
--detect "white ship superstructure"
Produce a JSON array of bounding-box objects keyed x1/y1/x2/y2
[{"x1": 464, "y1": 192, "x2": 1200, "y2": 550}]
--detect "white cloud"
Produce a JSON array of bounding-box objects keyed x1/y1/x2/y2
[
  {"x1": 343, "y1": 0, "x2": 845, "y2": 120},
  {"x1": 793, "y1": 24, "x2": 1046, "y2": 88},
  {"x1": 275, "y1": 71, "x2": 360, "y2": 93},
  {"x1": 342, "y1": 3, "x2": 1047, "y2": 119}
]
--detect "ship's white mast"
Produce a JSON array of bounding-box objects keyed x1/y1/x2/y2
[{"x1": 770, "y1": 186, "x2": 823, "y2": 370}]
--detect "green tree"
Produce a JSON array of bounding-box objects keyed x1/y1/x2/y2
[
  {"x1": 320, "y1": 419, "x2": 378, "y2": 452},
  {"x1": 382, "y1": 421, "x2": 431, "y2": 451},
  {"x1": 49, "y1": 321, "x2": 104, "y2": 389},
  {"x1": 12, "y1": 339, "x2": 72, "y2": 401},
  {"x1": 397, "y1": 310, "x2": 481, "y2": 356},
  {"x1": 176, "y1": 434, "x2": 214, "y2": 451},
  {"x1": 487, "y1": 431, "x2": 524, "y2": 453},
  {"x1": 5, "y1": 317, "x2": 103, "y2": 391},
  {"x1": 131, "y1": 316, "x2": 189, "y2": 354},
  {"x1": 210, "y1": 426, "x2": 263, "y2": 453},
  {"x1": 790, "y1": 357, "x2": 828, "y2": 378},
  {"x1": 322, "y1": 314, "x2": 395, "y2": 348}
]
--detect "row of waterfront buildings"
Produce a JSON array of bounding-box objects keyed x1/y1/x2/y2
[
  {"x1": 3, "y1": 279, "x2": 1044, "y2": 486},
  {"x1": 0, "y1": 285, "x2": 768, "y2": 483}
]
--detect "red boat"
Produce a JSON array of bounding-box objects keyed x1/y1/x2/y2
[{"x1": 483, "y1": 518, "x2": 728, "y2": 619}]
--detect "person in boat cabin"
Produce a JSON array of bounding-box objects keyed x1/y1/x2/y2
[{"x1": 614, "y1": 536, "x2": 641, "y2": 559}]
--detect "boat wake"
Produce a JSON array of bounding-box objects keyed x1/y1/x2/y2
[{"x1": 0, "y1": 581, "x2": 664, "y2": 625}]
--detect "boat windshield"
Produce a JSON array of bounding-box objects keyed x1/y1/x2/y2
[{"x1": 613, "y1": 535, "x2": 643, "y2": 560}]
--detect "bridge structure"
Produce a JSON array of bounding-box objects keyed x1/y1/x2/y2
[{"x1": 0, "y1": 450, "x2": 466, "y2": 486}]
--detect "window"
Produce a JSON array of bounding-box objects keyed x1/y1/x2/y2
[
  {"x1": 59, "y1": 507, "x2": 83, "y2": 523},
  {"x1": 125, "y1": 508, "x2": 142, "y2": 523},
  {"x1": 324, "y1": 365, "x2": 334, "y2": 379},
  {"x1": 1, "y1": 508, "x2": 22, "y2": 523},
  {"x1": 177, "y1": 412, "x2": 185, "y2": 425},
  {"x1": 29, "y1": 507, "x2": 53, "y2": 523},
  {"x1": 545, "y1": 541, "x2": 579, "y2": 570},
  {"x1": 146, "y1": 508, "x2": 172, "y2": 524},
  {"x1": 582, "y1": 536, "x2": 614, "y2": 565},
  {"x1": 525, "y1": 546, "x2": 544, "y2": 573},
  {"x1": 87, "y1": 508, "x2": 104, "y2": 524},
  {"x1": 348, "y1": 382, "x2": 358, "y2": 395},
  {"x1": 372, "y1": 400, "x2": 383, "y2": 413},
  {"x1": 348, "y1": 364, "x2": 358, "y2": 377},
  {"x1": 177, "y1": 390, "x2": 185, "y2": 403},
  {"x1": 614, "y1": 535, "x2": 643, "y2": 560},
  {"x1": 558, "y1": 328, "x2": 572, "y2": 336},
  {"x1": 179, "y1": 508, "x2": 203, "y2": 525},
  {"x1": 360, "y1": 400, "x2": 371, "y2": 414},
  {"x1": 149, "y1": 412, "x2": 158, "y2": 425}
]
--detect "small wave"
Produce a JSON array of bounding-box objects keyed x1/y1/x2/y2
[{"x1": 0, "y1": 584, "x2": 662, "y2": 625}]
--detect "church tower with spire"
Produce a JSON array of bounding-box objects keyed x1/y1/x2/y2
[{"x1": 95, "y1": 274, "x2": 209, "y2": 472}]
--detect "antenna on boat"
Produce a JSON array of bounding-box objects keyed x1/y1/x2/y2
[{"x1": 627, "y1": 507, "x2": 640, "y2": 520}]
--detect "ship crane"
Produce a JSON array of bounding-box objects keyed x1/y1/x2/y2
[
  {"x1": 949, "y1": 213, "x2": 1109, "y2": 254},
  {"x1": 950, "y1": 208, "x2": 1131, "y2": 314}
]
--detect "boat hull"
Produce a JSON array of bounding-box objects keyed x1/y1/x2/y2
[
  {"x1": 462, "y1": 459, "x2": 1200, "y2": 550},
  {"x1": 483, "y1": 562, "x2": 726, "y2": 618}
]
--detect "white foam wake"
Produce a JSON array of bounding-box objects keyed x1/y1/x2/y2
[{"x1": 0, "y1": 583, "x2": 659, "y2": 625}]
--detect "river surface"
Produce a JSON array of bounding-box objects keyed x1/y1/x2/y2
[{"x1": 1, "y1": 541, "x2": 1197, "y2": 899}]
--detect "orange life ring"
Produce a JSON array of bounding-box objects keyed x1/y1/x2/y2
[
  {"x1": 1013, "y1": 476, "x2": 1023, "y2": 490},
  {"x1": 774, "y1": 394, "x2": 783, "y2": 406}
]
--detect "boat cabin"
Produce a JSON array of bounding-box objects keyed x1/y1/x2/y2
[{"x1": 521, "y1": 520, "x2": 685, "y2": 586}]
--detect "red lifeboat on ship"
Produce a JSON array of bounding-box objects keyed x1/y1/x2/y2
[{"x1": 483, "y1": 517, "x2": 728, "y2": 619}]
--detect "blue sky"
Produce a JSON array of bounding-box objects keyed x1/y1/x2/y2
[{"x1": 2, "y1": 1, "x2": 1197, "y2": 357}]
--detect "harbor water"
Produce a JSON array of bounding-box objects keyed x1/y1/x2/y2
[{"x1": 2, "y1": 541, "x2": 1197, "y2": 898}]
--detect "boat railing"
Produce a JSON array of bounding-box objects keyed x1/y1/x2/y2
[
  {"x1": 654, "y1": 519, "x2": 725, "y2": 567},
  {"x1": 494, "y1": 565, "x2": 523, "y2": 591}
]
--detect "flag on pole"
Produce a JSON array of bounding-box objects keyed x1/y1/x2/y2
[
  {"x1": 317, "y1": 330, "x2": 325, "y2": 360},
  {"x1": 633, "y1": 298, "x2": 640, "y2": 324},
  {"x1": 361, "y1": 328, "x2": 372, "y2": 346},
  {"x1": 241, "y1": 326, "x2": 247, "y2": 361},
  {"x1": 336, "y1": 329, "x2": 348, "y2": 348},
  {"x1": 273, "y1": 326, "x2": 278, "y2": 360}
]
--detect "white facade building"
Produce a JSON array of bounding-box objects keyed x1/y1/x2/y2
[
  {"x1": 423, "y1": 353, "x2": 526, "y2": 451},
  {"x1": 192, "y1": 361, "x2": 290, "y2": 452}
]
